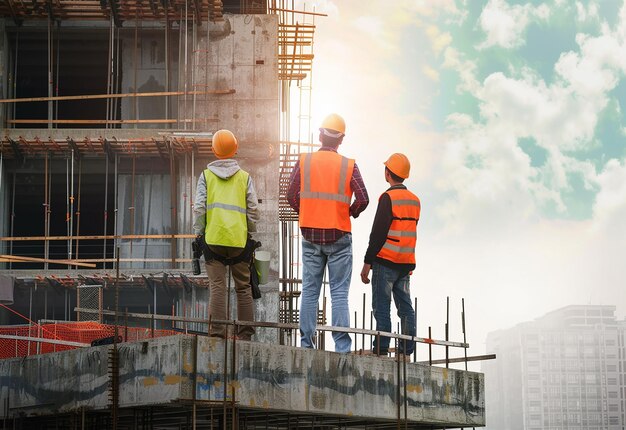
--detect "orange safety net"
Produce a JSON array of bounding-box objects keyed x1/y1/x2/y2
[{"x1": 0, "y1": 322, "x2": 179, "y2": 359}]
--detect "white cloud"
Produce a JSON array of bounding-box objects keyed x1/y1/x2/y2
[
  {"x1": 422, "y1": 64, "x2": 440, "y2": 82},
  {"x1": 442, "y1": 47, "x2": 481, "y2": 94},
  {"x1": 575, "y1": 1, "x2": 599, "y2": 23},
  {"x1": 478, "y1": 0, "x2": 551, "y2": 49},
  {"x1": 425, "y1": 25, "x2": 453, "y2": 56},
  {"x1": 352, "y1": 15, "x2": 398, "y2": 53},
  {"x1": 593, "y1": 159, "x2": 626, "y2": 237},
  {"x1": 440, "y1": 2, "x2": 626, "y2": 222}
]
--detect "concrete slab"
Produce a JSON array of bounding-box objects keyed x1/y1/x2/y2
[{"x1": 0, "y1": 335, "x2": 485, "y2": 427}]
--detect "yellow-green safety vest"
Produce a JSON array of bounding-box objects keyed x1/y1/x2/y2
[{"x1": 204, "y1": 169, "x2": 249, "y2": 248}]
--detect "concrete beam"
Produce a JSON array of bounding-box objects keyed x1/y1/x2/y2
[{"x1": 0, "y1": 335, "x2": 485, "y2": 427}]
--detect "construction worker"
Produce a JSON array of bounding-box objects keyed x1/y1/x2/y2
[
  {"x1": 287, "y1": 113, "x2": 369, "y2": 353},
  {"x1": 360, "y1": 153, "x2": 420, "y2": 359},
  {"x1": 193, "y1": 129, "x2": 260, "y2": 340}
]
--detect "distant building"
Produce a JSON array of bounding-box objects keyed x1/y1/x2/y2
[{"x1": 483, "y1": 305, "x2": 625, "y2": 430}]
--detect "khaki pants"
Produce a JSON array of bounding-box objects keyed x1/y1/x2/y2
[{"x1": 205, "y1": 245, "x2": 255, "y2": 340}]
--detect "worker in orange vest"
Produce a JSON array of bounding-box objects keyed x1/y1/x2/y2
[
  {"x1": 287, "y1": 113, "x2": 369, "y2": 353},
  {"x1": 360, "y1": 153, "x2": 420, "y2": 358}
]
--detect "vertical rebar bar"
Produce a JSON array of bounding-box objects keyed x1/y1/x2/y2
[
  {"x1": 114, "y1": 26, "x2": 121, "y2": 123},
  {"x1": 106, "y1": 17, "x2": 113, "y2": 128},
  {"x1": 428, "y1": 326, "x2": 432, "y2": 366},
  {"x1": 165, "y1": 10, "x2": 170, "y2": 123},
  {"x1": 414, "y1": 296, "x2": 417, "y2": 362},
  {"x1": 353, "y1": 311, "x2": 357, "y2": 353},
  {"x1": 103, "y1": 153, "x2": 109, "y2": 267},
  {"x1": 191, "y1": 10, "x2": 197, "y2": 131},
  {"x1": 170, "y1": 147, "x2": 178, "y2": 268},
  {"x1": 130, "y1": 152, "x2": 136, "y2": 258},
  {"x1": 47, "y1": 14, "x2": 53, "y2": 129},
  {"x1": 361, "y1": 293, "x2": 366, "y2": 352},
  {"x1": 133, "y1": 16, "x2": 139, "y2": 128},
  {"x1": 74, "y1": 158, "x2": 82, "y2": 261},
  {"x1": 65, "y1": 156, "x2": 70, "y2": 267},
  {"x1": 44, "y1": 152, "x2": 49, "y2": 270},
  {"x1": 9, "y1": 172, "x2": 16, "y2": 269},
  {"x1": 113, "y1": 154, "x2": 118, "y2": 262},
  {"x1": 446, "y1": 296, "x2": 449, "y2": 369},
  {"x1": 177, "y1": 9, "x2": 183, "y2": 129},
  {"x1": 28, "y1": 285, "x2": 32, "y2": 354},
  {"x1": 69, "y1": 150, "x2": 74, "y2": 263},
  {"x1": 54, "y1": 23, "x2": 60, "y2": 125},
  {"x1": 10, "y1": 32, "x2": 18, "y2": 126},
  {"x1": 462, "y1": 298, "x2": 468, "y2": 371},
  {"x1": 183, "y1": 0, "x2": 189, "y2": 129}
]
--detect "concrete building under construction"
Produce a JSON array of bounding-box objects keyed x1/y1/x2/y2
[{"x1": 0, "y1": 1, "x2": 486, "y2": 428}]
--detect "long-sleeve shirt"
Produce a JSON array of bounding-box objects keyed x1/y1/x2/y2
[
  {"x1": 364, "y1": 184, "x2": 416, "y2": 273},
  {"x1": 286, "y1": 147, "x2": 369, "y2": 245}
]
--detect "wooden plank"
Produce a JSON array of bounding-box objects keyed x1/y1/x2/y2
[
  {"x1": 269, "y1": 7, "x2": 327, "y2": 17},
  {"x1": 73, "y1": 258, "x2": 192, "y2": 263},
  {"x1": 0, "y1": 234, "x2": 195, "y2": 241},
  {"x1": 7, "y1": 119, "x2": 212, "y2": 125},
  {"x1": 0, "y1": 254, "x2": 97, "y2": 268},
  {"x1": 8, "y1": 119, "x2": 177, "y2": 125},
  {"x1": 0, "y1": 89, "x2": 235, "y2": 104}
]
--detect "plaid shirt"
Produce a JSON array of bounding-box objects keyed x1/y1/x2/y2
[{"x1": 286, "y1": 147, "x2": 369, "y2": 244}]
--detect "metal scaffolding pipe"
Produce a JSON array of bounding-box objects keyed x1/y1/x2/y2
[
  {"x1": 165, "y1": 10, "x2": 170, "y2": 124},
  {"x1": 74, "y1": 158, "x2": 82, "y2": 261},
  {"x1": 54, "y1": 23, "x2": 60, "y2": 125},
  {"x1": 69, "y1": 150, "x2": 75, "y2": 264},
  {"x1": 133, "y1": 18, "x2": 139, "y2": 127},
  {"x1": 106, "y1": 16, "x2": 114, "y2": 129},
  {"x1": 47, "y1": 14, "x2": 53, "y2": 129},
  {"x1": 9, "y1": 172, "x2": 16, "y2": 269},
  {"x1": 115, "y1": 25, "x2": 121, "y2": 123},
  {"x1": 103, "y1": 153, "x2": 109, "y2": 268},
  {"x1": 183, "y1": 0, "x2": 188, "y2": 130},
  {"x1": 113, "y1": 154, "x2": 119, "y2": 264}
]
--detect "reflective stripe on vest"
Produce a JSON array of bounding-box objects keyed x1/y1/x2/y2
[
  {"x1": 376, "y1": 188, "x2": 421, "y2": 264},
  {"x1": 204, "y1": 169, "x2": 249, "y2": 248},
  {"x1": 299, "y1": 151, "x2": 355, "y2": 231}
]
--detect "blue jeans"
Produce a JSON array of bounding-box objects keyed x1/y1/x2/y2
[
  {"x1": 371, "y1": 262, "x2": 415, "y2": 355},
  {"x1": 299, "y1": 234, "x2": 352, "y2": 353}
]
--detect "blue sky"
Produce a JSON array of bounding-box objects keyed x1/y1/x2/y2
[{"x1": 293, "y1": 0, "x2": 626, "y2": 360}]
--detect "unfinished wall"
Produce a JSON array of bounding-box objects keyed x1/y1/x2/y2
[
  {"x1": 116, "y1": 173, "x2": 173, "y2": 269},
  {"x1": 114, "y1": 14, "x2": 281, "y2": 341},
  {"x1": 194, "y1": 15, "x2": 280, "y2": 343},
  {"x1": 120, "y1": 28, "x2": 179, "y2": 127}
]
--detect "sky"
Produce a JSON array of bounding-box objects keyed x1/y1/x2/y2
[{"x1": 290, "y1": 0, "x2": 626, "y2": 363}]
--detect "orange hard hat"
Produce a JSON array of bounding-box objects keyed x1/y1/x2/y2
[
  {"x1": 384, "y1": 153, "x2": 410, "y2": 179},
  {"x1": 212, "y1": 129, "x2": 238, "y2": 159},
  {"x1": 320, "y1": 113, "x2": 346, "y2": 136}
]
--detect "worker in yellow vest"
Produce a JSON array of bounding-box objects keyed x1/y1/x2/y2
[
  {"x1": 193, "y1": 129, "x2": 260, "y2": 340},
  {"x1": 287, "y1": 113, "x2": 369, "y2": 353},
  {"x1": 360, "y1": 153, "x2": 420, "y2": 358}
]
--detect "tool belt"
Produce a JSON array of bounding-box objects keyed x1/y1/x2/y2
[
  {"x1": 202, "y1": 238, "x2": 263, "y2": 300},
  {"x1": 203, "y1": 238, "x2": 261, "y2": 266}
]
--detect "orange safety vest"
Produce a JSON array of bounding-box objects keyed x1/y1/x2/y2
[
  {"x1": 376, "y1": 188, "x2": 420, "y2": 264},
  {"x1": 299, "y1": 151, "x2": 355, "y2": 232}
]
